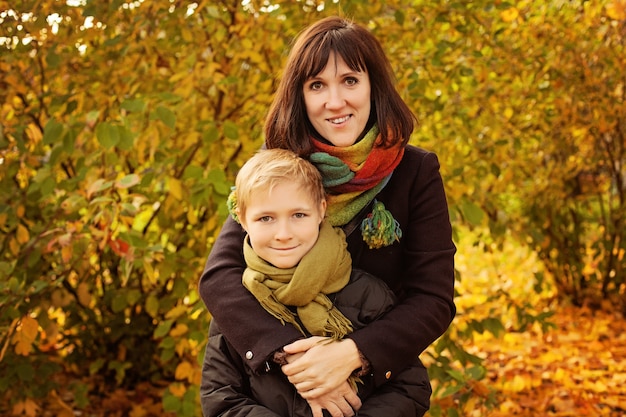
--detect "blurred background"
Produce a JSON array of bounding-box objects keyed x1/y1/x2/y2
[{"x1": 1, "y1": 0, "x2": 624, "y2": 415}]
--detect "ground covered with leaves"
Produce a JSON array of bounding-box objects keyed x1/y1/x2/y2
[
  {"x1": 474, "y1": 305, "x2": 626, "y2": 417},
  {"x1": 6, "y1": 304, "x2": 623, "y2": 417}
]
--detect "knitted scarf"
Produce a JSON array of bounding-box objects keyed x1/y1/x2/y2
[
  {"x1": 310, "y1": 125, "x2": 404, "y2": 249},
  {"x1": 242, "y1": 221, "x2": 353, "y2": 339}
]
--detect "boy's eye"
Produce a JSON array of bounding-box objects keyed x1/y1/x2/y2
[
  {"x1": 258, "y1": 216, "x2": 272, "y2": 222},
  {"x1": 294, "y1": 213, "x2": 306, "y2": 219}
]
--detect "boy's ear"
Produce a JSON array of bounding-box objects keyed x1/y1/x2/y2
[
  {"x1": 236, "y1": 209, "x2": 247, "y2": 230},
  {"x1": 319, "y1": 199, "x2": 327, "y2": 221}
]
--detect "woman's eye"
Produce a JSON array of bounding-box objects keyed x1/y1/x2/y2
[
  {"x1": 345, "y1": 77, "x2": 358, "y2": 86},
  {"x1": 309, "y1": 81, "x2": 322, "y2": 91}
]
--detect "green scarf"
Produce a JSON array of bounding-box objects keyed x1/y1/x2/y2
[{"x1": 242, "y1": 221, "x2": 353, "y2": 339}]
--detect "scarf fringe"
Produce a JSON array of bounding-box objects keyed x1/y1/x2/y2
[
  {"x1": 323, "y1": 307, "x2": 354, "y2": 339},
  {"x1": 259, "y1": 295, "x2": 306, "y2": 336}
]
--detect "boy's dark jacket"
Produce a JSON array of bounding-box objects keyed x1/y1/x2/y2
[{"x1": 201, "y1": 270, "x2": 431, "y2": 417}]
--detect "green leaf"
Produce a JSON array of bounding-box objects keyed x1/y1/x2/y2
[
  {"x1": 117, "y1": 125, "x2": 135, "y2": 151},
  {"x1": 121, "y1": 99, "x2": 146, "y2": 112},
  {"x1": 0, "y1": 124, "x2": 8, "y2": 149},
  {"x1": 111, "y1": 295, "x2": 127, "y2": 313},
  {"x1": 154, "y1": 106, "x2": 176, "y2": 129},
  {"x1": 43, "y1": 119, "x2": 64, "y2": 146},
  {"x1": 163, "y1": 391, "x2": 181, "y2": 413},
  {"x1": 461, "y1": 200, "x2": 484, "y2": 226},
  {"x1": 95, "y1": 122, "x2": 120, "y2": 149},
  {"x1": 483, "y1": 317, "x2": 506, "y2": 337},
  {"x1": 46, "y1": 49, "x2": 61, "y2": 69},
  {"x1": 154, "y1": 319, "x2": 174, "y2": 338},
  {"x1": 207, "y1": 169, "x2": 231, "y2": 195},
  {"x1": 145, "y1": 295, "x2": 159, "y2": 318},
  {"x1": 223, "y1": 121, "x2": 239, "y2": 139},
  {"x1": 15, "y1": 362, "x2": 35, "y2": 382},
  {"x1": 115, "y1": 174, "x2": 141, "y2": 189},
  {"x1": 202, "y1": 125, "x2": 219, "y2": 143},
  {"x1": 446, "y1": 369, "x2": 465, "y2": 382}
]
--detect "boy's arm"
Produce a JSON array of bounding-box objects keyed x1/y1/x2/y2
[{"x1": 200, "y1": 324, "x2": 282, "y2": 417}]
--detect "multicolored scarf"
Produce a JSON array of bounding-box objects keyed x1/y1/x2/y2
[{"x1": 310, "y1": 125, "x2": 404, "y2": 249}]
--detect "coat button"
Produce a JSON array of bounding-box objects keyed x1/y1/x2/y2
[
  {"x1": 245, "y1": 351, "x2": 254, "y2": 360},
  {"x1": 385, "y1": 371, "x2": 392, "y2": 379}
]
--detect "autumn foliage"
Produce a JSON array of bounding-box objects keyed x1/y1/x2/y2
[{"x1": 1, "y1": 0, "x2": 625, "y2": 416}]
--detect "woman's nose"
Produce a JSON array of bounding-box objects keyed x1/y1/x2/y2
[{"x1": 325, "y1": 86, "x2": 345, "y2": 109}]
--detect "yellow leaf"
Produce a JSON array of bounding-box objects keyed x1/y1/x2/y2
[
  {"x1": 168, "y1": 177, "x2": 183, "y2": 200},
  {"x1": 16, "y1": 224, "x2": 30, "y2": 244},
  {"x1": 144, "y1": 260, "x2": 157, "y2": 284},
  {"x1": 77, "y1": 282, "x2": 92, "y2": 307},
  {"x1": 175, "y1": 361, "x2": 194, "y2": 382},
  {"x1": 0, "y1": 212, "x2": 7, "y2": 228},
  {"x1": 170, "y1": 323, "x2": 189, "y2": 337},
  {"x1": 186, "y1": 208, "x2": 198, "y2": 225},
  {"x1": 508, "y1": 374, "x2": 527, "y2": 392},
  {"x1": 606, "y1": 0, "x2": 626, "y2": 20},
  {"x1": 165, "y1": 305, "x2": 187, "y2": 320},
  {"x1": 500, "y1": 7, "x2": 519, "y2": 22}
]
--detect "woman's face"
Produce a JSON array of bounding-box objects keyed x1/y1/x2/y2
[{"x1": 303, "y1": 53, "x2": 371, "y2": 147}]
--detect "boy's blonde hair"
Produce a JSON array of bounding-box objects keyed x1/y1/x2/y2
[{"x1": 235, "y1": 149, "x2": 325, "y2": 220}]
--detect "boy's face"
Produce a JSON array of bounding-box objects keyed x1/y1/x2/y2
[{"x1": 240, "y1": 181, "x2": 326, "y2": 269}]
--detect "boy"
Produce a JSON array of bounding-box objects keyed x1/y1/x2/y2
[{"x1": 201, "y1": 149, "x2": 430, "y2": 416}]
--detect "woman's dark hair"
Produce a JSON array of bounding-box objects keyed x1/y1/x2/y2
[{"x1": 264, "y1": 16, "x2": 416, "y2": 155}]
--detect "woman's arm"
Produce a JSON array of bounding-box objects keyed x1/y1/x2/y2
[
  {"x1": 347, "y1": 150, "x2": 456, "y2": 387},
  {"x1": 198, "y1": 216, "x2": 303, "y2": 372}
]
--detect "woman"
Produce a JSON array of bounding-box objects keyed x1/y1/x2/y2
[{"x1": 199, "y1": 16, "x2": 456, "y2": 417}]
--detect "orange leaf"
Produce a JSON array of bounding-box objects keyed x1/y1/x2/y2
[
  {"x1": 174, "y1": 361, "x2": 194, "y2": 382},
  {"x1": 61, "y1": 244, "x2": 73, "y2": 263},
  {"x1": 12, "y1": 316, "x2": 38, "y2": 356},
  {"x1": 169, "y1": 382, "x2": 186, "y2": 398},
  {"x1": 16, "y1": 224, "x2": 30, "y2": 244},
  {"x1": 12, "y1": 398, "x2": 40, "y2": 417}
]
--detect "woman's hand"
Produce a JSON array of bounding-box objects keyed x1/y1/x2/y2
[
  {"x1": 305, "y1": 381, "x2": 361, "y2": 417},
  {"x1": 281, "y1": 336, "x2": 363, "y2": 415}
]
